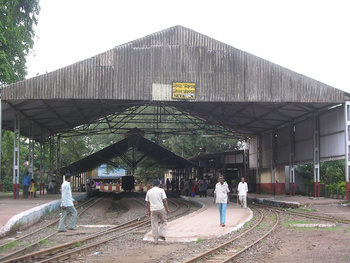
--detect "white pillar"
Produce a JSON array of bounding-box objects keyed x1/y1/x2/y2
[
  {"x1": 13, "y1": 111, "x2": 20, "y2": 184},
  {"x1": 289, "y1": 123, "x2": 295, "y2": 195},
  {"x1": 313, "y1": 113, "x2": 320, "y2": 197},
  {"x1": 28, "y1": 122, "x2": 34, "y2": 178}
]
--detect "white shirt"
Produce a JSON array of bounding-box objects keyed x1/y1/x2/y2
[
  {"x1": 214, "y1": 182, "x2": 230, "y2": 203},
  {"x1": 237, "y1": 182, "x2": 248, "y2": 196},
  {"x1": 61, "y1": 181, "x2": 75, "y2": 207},
  {"x1": 145, "y1": 186, "x2": 167, "y2": 211}
]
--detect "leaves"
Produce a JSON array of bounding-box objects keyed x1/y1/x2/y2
[{"x1": 0, "y1": 0, "x2": 40, "y2": 85}]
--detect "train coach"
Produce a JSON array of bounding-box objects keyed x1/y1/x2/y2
[{"x1": 94, "y1": 176, "x2": 153, "y2": 193}]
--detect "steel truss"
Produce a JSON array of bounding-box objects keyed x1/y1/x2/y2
[{"x1": 59, "y1": 102, "x2": 242, "y2": 139}]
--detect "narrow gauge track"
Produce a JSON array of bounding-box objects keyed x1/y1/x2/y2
[
  {"x1": 184, "y1": 206, "x2": 279, "y2": 263},
  {"x1": 0, "y1": 195, "x2": 106, "y2": 262},
  {"x1": 3, "y1": 195, "x2": 192, "y2": 263},
  {"x1": 253, "y1": 203, "x2": 350, "y2": 224}
]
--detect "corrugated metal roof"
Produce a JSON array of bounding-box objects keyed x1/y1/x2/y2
[{"x1": 1, "y1": 25, "x2": 348, "y2": 140}]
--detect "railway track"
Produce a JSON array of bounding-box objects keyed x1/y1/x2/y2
[
  {"x1": 1, "y1": 194, "x2": 192, "y2": 262},
  {"x1": 253, "y1": 203, "x2": 350, "y2": 224},
  {"x1": 0, "y1": 195, "x2": 105, "y2": 262},
  {"x1": 183, "y1": 206, "x2": 279, "y2": 263}
]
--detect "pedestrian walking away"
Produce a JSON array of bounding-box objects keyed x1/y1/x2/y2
[
  {"x1": 145, "y1": 179, "x2": 171, "y2": 244},
  {"x1": 237, "y1": 177, "x2": 249, "y2": 208},
  {"x1": 213, "y1": 175, "x2": 230, "y2": 227},
  {"x1": 58, "y1": 174, "x2": 78, "y2": 232}
]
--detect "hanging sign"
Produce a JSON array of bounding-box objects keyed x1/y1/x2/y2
[{"x1": 172, "y1": 82, "x2": 196, "y2": 100}]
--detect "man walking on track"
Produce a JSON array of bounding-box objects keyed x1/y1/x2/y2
[
  {"x1": 213, "y1": 175, "x2": 230, "y2": 227},
  {"x1": 237, "y1": 177, "x2": 249, "y2": 208},
  {"x1": 58, "y1": 174, "x2": 78, "y2": 232},
  {"x1": 145, "y1": 179, "x2": 171, "y2": 244}
]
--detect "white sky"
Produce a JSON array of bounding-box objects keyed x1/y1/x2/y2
[{"x1": 26, "y1": 0, "x2": 350, "y2": 93}]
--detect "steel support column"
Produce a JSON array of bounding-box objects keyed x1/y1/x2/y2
[
  {"x1": 313, "y1": 113, "x2": 321, "y2": 198},
  {"x1": 39, "y1": 134, "x2": 46, "y2": 195},
  {"x1": 289, "y1": 123, "x2": 295, "y2": 196},
  {"x1": 271, "y1": 130, "x2": 277, "y2": 195},
  {"x1": 345, "y1": 102, "x2": 350, "y2": 200},
  {"x1": 28, "y1": 122, "x2": 34, "y2": 179},
  {"x1": 256, "y1": 136, "x2": 262, "y2": 194},
  {"x1": 57, "y1": 135, "x2": 62, "y2": 176},
  {"x1": 49, "y1": 136, "x2": 55, "y2": 176},
  {"x1": 13, "y1": 111, "x2": 20, "y2": 199}
]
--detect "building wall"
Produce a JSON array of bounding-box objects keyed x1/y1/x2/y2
[{"x1": 257, "y1": 166, "x2": 286, "y2": 194}]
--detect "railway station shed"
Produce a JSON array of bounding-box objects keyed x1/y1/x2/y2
[
  {"x1": 1, "y1": 25, "x2": 350, "y2": 199},
  {"x1": 58, "y1": 128, "x2": 197, "y2": 192}
]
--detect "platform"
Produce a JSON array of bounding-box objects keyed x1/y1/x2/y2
[
  {"x1": 143, "y1": 196, "x2": 253, "y2": 242},
  {"x1": 246, "y1": 193, "x2": 343, "y2": 208},
  {"x1": 0, "y1": 192, "x2": 87, "y2": 238}
]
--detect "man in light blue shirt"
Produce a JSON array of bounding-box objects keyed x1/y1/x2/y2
[{"x1": 58, "y1": 174, "x2": 78, "y2": 232}]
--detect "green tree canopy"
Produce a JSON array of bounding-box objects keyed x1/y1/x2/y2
[{"x1": 0, "y1": 0, "x2": 40, "y2": 85}]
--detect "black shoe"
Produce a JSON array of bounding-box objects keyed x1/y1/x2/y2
[
  {"x1": 58, "y1": 230, "x2": 66, "y2": 232},
  {"x1": 68, "y1": 228, "x2": 76, "y2": 230},
  {"x1": 159, "y1": 236, "x2": 166, "y2": 241}
]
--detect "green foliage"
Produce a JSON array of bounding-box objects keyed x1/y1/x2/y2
[
  {"x1": 134, "y1": 159, "x2": 167, "y2": 184},
  {"x1": 321, "y1": 160, "x2": 345, "y2": 185},
  {"x1": 296, "y1": 160, "x2": 346, "y2": 196},
  {"x1": 0, "y1": 0, "x2": 40, "y2": 85},
  {"x1": 160, "y1": 133, "x2": 240, "y2": 159},
  {"x1": 60, "y1": 136, "x2": 89, "y2": 167}
]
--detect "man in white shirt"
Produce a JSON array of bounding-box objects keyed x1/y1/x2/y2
[
  {"x1": 213, "y1": 175, "x2": 230, "y2": 227},
  {"x1": 145, "y1": 179, "x2": 171, "y2": 244},
  {"x1": 58, "y1": 174, "x2": 78, "y2": 232},
  {"x1": 237, "y1": 177, "x2": 249, "y2": 208}
]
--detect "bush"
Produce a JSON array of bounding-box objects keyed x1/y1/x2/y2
[
  {"x1": 3, "y1": 175, "x2": 14, "y2": 192},
  {"x1": 338, "y1": 181, "x2": 346, "y2": 196}
]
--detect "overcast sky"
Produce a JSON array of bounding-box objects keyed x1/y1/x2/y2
[{"x1": 26, "y1": 0, "x2": 350, "y2": 93}]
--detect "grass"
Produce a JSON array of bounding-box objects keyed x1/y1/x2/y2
[
  {"x1": 0, "y1": 240, "x2": 19, "y2": 253},
  {"x1": 75, "y1": 241, "x2": 83, "y2": 247},
  {"x1": 40, "y1": 239, "x2": 49, "y2": 245},
  {"x1": 196, "y1": 238, "x2": 204, "y2": 243},
  {"x1": 296, "y1": 207, "x2": 317, "y2": 212}
]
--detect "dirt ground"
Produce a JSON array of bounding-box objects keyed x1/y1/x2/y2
[
  {"x1": 84, "y1": 202, "x2": 350, "y2": 263},
  {"x1": 4, "y1": 195, "x2": 348, "y2": 263}
]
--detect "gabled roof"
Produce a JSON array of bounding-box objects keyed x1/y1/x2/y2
[
  {"x1": 59, "y1": 135, "x2": 197, "y2": 174},
  {"x1": 1, "y1": 25, "x2": 348, "y2": 140}
]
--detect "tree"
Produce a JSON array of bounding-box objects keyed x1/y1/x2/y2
[{"x1": 0, "y1": 0, "x2": 40, "y2": 85}]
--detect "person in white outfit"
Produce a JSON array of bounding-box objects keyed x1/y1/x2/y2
[
  {"x1": 145, "y1": 179, "x2": 171, "y2": 244},
  {"x1": 58, "y1": 174, "x2": 78, "y2": 232},
  {"x1": 237, "y1": 177, "x2": 248, "y2": 208}
]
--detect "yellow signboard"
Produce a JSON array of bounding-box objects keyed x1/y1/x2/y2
[{"x1": 172, "y1": 82, "x2": 196, "y2": 100}]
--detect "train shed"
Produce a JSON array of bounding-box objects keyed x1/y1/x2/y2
[{"x1": 1, "y1": 25, "x2": 349, "y2": 199}]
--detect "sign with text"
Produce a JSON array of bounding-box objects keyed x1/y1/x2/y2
[{"x1": 172, "y1": 82, "x2": 196, "y2": 100}]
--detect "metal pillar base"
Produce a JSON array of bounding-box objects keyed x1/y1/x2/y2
[
  {"x1": 314, "y1": 182, "x2": 320, "y2": 198},
  {"x1": 289, "y1": 183, "x2": 295, "y2": 196},
  {"x1": 256, "y1": 183, "x2": 261, "y2": 194},
  {"x1": 40, "y1": 183, "x2": 46, "y2": 195},
  {"x1": 13, "y1": 184, "x2": 20, "y2": 199}
]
